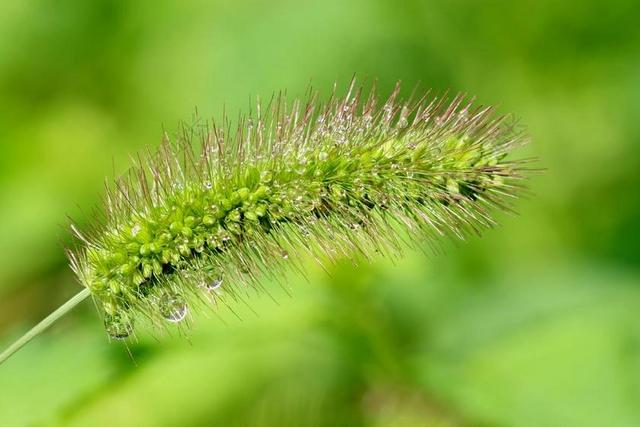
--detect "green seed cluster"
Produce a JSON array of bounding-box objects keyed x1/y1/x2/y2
[
  {"x1": 87, "y1": 139, "x2": 503, "y2": 315},
  {"x1": 70, "y1": 82, "x2": 529, "y2": 339}
]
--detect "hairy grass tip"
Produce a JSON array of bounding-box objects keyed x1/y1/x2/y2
[{"x1": 64, "y1": 80, "x2": 534, "y2": 341}]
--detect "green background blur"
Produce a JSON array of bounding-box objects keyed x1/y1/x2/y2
[{"x1": 1, "y1": 1, "x2": 639, "y2": 426}]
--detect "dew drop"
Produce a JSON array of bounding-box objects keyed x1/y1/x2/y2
[
  {"x1": 281, "y1": 250, "x2": 289, "y2": 260},
  {"x1": 203, "y1": 181, "x2": 213, "y2": 190},
  {"x1": 260, "y1": 170, "x2": 273, "y2": 183},
  {"x1": 207, "y1": 276, "x2": 223, "y2": 291},
  {"x1": 159, "y1": 292, "x2": 188, "y2": 323},
  {"x1": 131, "y1": 224, "x2": 141, "y2": 238},
  {"x1": 104, "y1": 313, "x2": 133, "y2": 340}
]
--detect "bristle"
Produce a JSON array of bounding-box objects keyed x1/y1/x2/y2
[{"x1": 68, "y1": 80, "x2": 532, "y2": 340}]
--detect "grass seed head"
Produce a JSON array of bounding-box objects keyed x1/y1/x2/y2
[{"x1": 68, "y1": 80, "x2": 533, "y2": 340}]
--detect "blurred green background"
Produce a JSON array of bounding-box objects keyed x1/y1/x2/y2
[{"x1": 1, "y1": 0, "x2": 639, "y2": 426}]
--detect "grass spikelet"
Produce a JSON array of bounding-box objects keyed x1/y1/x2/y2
[{"x1": 1, "y1": 79, "x2": 535, "y2": 360}]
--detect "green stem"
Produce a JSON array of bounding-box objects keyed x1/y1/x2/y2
[{"x1": 0, "y1": 288, "x2": 90, "y2": 365}]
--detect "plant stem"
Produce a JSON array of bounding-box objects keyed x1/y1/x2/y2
[{"x1": 0, "y1": 288, "x2": 90, "y2": 365}]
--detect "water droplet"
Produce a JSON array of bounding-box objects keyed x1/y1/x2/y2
[
  {"x1": 281, "y1": 250, "x2": 289, "y2": 260},
  {"x1": 203, "y1": 181, "x2": 213, "y2": 190},
  {"x1": 104, "y1": 313, "x2": 133, "y2": 340},
  {"x1": 260, "y1": 170, "x2": 273, "y2": 183},
  {"x1": 159, "y1": 292, "x2": 188, "y2": 323},
  {"x1": 207, "y1": 276, "x2": 223, "y2": 291}
]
